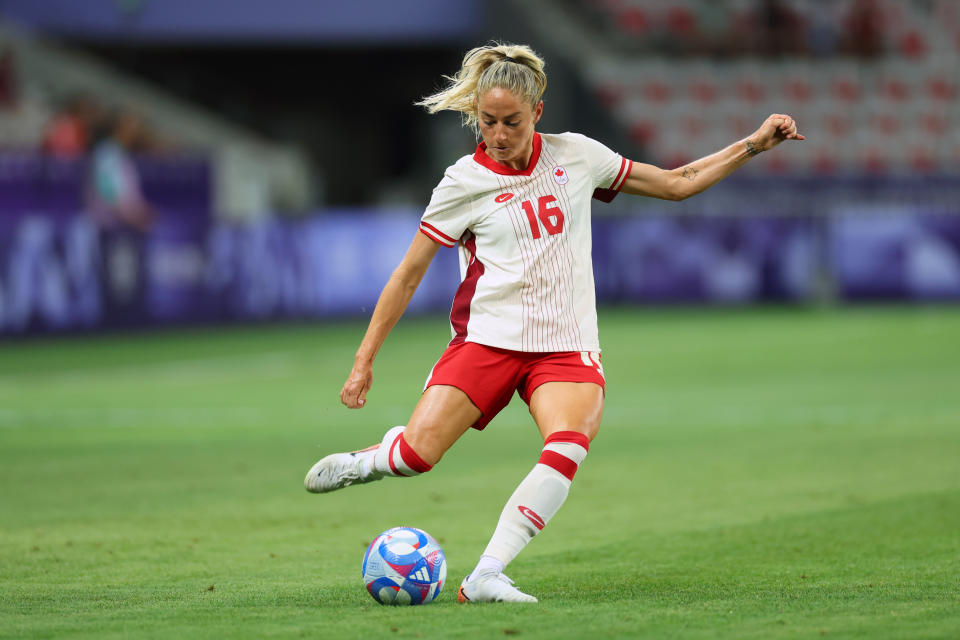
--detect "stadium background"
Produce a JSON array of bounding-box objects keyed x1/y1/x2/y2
[
  {"x1": 1, "y1": 1, "x2": 958, "y2": 638},
  {"x1": 2, "y1": 0, "x2": 959, "y2": 332}
]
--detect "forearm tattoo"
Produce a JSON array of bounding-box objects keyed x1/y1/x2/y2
[
  {"x1": 681, "y1": 166, "x2": 699, "y2": 181},
  {"x1": 745, "y1": 139, "x2": 762, "y2": 156}
]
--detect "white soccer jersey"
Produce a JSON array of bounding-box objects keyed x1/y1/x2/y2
[{"x1": 419, "y1": 132, "x2": 632, "y2": 353}]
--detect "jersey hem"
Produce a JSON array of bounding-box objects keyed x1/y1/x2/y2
[{"x1": 452, "y1": 336, "x2": 602, "y2": 355}]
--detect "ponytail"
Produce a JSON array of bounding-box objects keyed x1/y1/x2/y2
[{"x1": 416, "y1": 42, "x2": 547, "y2": 134}]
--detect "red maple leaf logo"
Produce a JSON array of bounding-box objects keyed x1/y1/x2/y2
[{"x1": 555, "y1": 168, "x2": 564, "y2": 177}]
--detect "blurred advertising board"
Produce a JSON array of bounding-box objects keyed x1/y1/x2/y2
[
  {"x1": 1, "y1": 158, "x2": 959, "y2": 336},
  {"x1": 829, "y1": 208, "x2": 960, "y2": 300},
  {"x1": 592, "y1": 215, "x2": 817, "y2": 304},
  {"x1": 0, "y1": 152, "x2": 211, "y2": 334}
]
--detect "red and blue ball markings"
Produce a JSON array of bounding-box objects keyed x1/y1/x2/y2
[{"x1": 361, "y1": 526, "x2": 447, "y2": 605}]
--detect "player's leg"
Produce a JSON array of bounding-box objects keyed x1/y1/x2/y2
[
  {"x1": 371, "y1": 384, "x2": 481, "y2": 475},
  {"x1": 304, "y1": 385, "x2": 479, "y2": 493},
  {"x1": 307, "y1": 342, "x2": 516, "y2": 494},
  {"x1": 459, "y1": 375, "x2": 604, "y2": 604}
]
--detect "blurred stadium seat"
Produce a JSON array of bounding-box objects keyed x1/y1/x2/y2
[{"x1": 570, "y1": 0, "x2": 959, "y2": 175}]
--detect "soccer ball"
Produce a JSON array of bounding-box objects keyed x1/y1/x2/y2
[{"x1": 361, "y1": 526, "x2": 447, "y2": 605}]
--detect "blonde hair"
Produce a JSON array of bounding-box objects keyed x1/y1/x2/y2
[{"x1": 416, "y1": 42, "x2": 547, "y2": 134}]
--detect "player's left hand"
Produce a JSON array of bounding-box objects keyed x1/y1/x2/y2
[{"x1": 747, "y1": 113, "x2": 805, "y2": 154}]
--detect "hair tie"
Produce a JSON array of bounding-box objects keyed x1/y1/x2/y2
[{"x1": 502, "y1": 55, "x2": 519, "y2": 64}]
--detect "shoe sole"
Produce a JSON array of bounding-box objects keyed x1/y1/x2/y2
[{"x1": 455, "y1": 583, "x2": 537, "y2": 604}]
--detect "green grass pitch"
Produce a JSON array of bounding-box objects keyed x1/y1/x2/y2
[{"x1": 1, "y1": 306, "x2": 958, "y2": 638}]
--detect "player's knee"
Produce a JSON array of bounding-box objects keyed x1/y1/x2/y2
[
  {"x1": 398, "y1": 432, "x2": 436, "y2": 473},
  {"x1": 376, "y1": 425, "x2": 436, "y2": 477},
  {"x1": 401, "y1": 430, "x2": 444, "y2": 468}
]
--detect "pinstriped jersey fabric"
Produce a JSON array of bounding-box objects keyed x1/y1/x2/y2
[{"x1": 419, "y1": 132, "x2": 631, "y2": 353}]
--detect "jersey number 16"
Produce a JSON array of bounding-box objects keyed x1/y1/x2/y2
[{"x1": 521, "y1": 195, "x2": 565, "y2": 239}]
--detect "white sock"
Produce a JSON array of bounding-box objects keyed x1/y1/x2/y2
[
  {"x1": 370, "y1": 425, "x2": 433, "y2": 477},
  {"x1": 359, "y1": 450, "x2": 377, "y2": 477},
  {"x1": 473, "y1": 431, "x2": 590, "y2": 574},
  {"x1": 468, "y1": 555, "x2": 505, "y2": 582}
]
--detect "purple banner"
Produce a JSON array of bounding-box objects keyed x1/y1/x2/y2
[
  {"x1": 592, "y1": 215, "x2": 816, "y2": 303},
  {"x1": 0, "y1": 153, "x2": 211, "y2": 334},
  {"x1": 3, "y1": 160, "x2": 960, "y2": 336},
  {"x1": 203, "y1": 213, "x2": 459, "y2": 321},
  {"x1": 830, "y1": 211, "x2": 960, "y2": 299}
]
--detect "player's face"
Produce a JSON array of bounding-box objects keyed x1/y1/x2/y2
[{"x1": 477, "y1": 88, "x2": 543, "y2": 171}]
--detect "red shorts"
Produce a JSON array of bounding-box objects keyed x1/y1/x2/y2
[{"x1": 424, "y1": 342, "x2": 605, "y2": 430}]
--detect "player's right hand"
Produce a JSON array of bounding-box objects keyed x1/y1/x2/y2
[{"x1": 340, "y1": 363, "x2": 373, "y2": 409}]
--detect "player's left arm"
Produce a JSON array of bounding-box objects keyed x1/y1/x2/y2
[{"x1": 620, "y1": 113, "x2": 804, "y2": 202}]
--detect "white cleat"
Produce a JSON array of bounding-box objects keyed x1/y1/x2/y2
[
  {"x1": 304, "y1": 446, "x2": 382, "y2": 494},
  {"x1": 456, "y1": 571, "x2": 538, "y2": 604}
]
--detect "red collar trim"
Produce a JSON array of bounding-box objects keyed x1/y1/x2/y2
[{"x1": 473, "y1": 132, "x2": 542, "y2": 176}]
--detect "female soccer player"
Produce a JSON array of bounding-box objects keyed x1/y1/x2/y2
[{"x1": 305, "y1": 43, "x2": 803, "y2": 603}]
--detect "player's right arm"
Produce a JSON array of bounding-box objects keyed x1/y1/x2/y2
[{"x1": 340, "y1": 232, "x2": 442, "y2": 409}]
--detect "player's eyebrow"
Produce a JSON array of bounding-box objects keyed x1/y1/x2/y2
[{"x1": 481, "y1": 111, "x2": 522, "y2": 120}]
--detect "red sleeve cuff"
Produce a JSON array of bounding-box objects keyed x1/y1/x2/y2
[
  {"x1": 592, "y1": 158, "x2": 632, "y2": 203},
  {"x1": 419, "y1": 221, "x2": 458, "y2": 247}
]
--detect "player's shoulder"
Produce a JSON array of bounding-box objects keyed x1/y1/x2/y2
[
  {"x1": 430, "y1": 154, "x2": 473, "y2": 190},
  {"x1": 542, "y1": 131, "x2": 595, "y2": 148},
  {"x1": 541, "y1": 133, "x2": 612, "y2": 171},
  {"x1": 541, "y1": 132, "x2": 609, "y2": 162},
  {"x1": 446, "y1": 152, "x2": 492, "y2": 179},
  {"x1": 539, "y1": 131, "x2": 580, "y2": 147},
  {"x1": 440, "y1": 152, "x2": 505, "y2": 193}
]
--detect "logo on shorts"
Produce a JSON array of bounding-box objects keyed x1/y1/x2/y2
[
  {"x1": 552, "y1": 166, "x2": 569, "y2": 185},
  {"x1": 495, "y1": 192, "x2": 515, "y2": 203},
  {"x1": 580, "y1": 351, "x2": 605, "y2": 378},
  {"x1": 518, "y1": 505, "x2": 545, "y2": 530}
]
